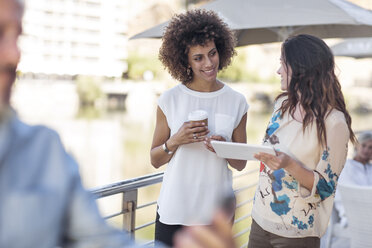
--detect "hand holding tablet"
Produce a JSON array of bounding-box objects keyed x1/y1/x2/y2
[{"x1": 211, "y1": 140, "x2": 275, "y2": 161}]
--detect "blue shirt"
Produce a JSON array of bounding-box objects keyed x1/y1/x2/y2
[{"x1": 0, "y1": 111, "x2": 135, "y2": 247}]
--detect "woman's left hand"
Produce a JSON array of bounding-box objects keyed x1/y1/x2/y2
[
  {"x1": 254, "y1": 151, "x2": 293, "y2": 171},
  {"x1": 204, "y1": 135, "x2": 226, "y2": 153}
]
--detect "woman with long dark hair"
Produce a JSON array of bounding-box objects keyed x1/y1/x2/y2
[{"x1": 249, "y1": 34, "x2": 356, "y2": 248}]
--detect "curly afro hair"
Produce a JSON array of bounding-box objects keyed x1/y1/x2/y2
[{"x1": 159, "y1": 9, "x2": 236, "y2": 84}]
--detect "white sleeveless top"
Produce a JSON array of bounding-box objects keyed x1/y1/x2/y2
[{"x1": 157, "y1": 83, "x2": 249, "y2": 225}]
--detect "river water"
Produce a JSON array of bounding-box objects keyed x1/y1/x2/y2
[{"x1": 12, "y1": 79, "x2": 372, "y2": 189}]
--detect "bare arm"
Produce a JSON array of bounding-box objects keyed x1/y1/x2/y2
[
  {"x1": 150, "y1": 107, "x2": 173, "y2": 168},
  {"x1": 150, "y1": 106, "x2": 209, "y2": 168}
]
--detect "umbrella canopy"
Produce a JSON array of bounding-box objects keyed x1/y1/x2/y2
[
  {"x1": 331, "y1": 37, "x2": 372, "y2": 58},
  {"x1": 130, "y1": 0, "x2": 372, "y2": 46}
]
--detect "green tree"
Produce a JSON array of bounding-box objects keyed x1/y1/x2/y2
[
  {"x1": 126, "y1": 52, "x2": 164, "y2": 80},
  {"x1": 218, "y1": 51, "x2": 257, "y2": 82},
  {"x1": 75, "y1": 76, "x2": 103, "y2": 106}
]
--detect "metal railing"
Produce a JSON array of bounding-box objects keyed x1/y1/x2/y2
[
  {"x1": 91, "y1": 129, "x2": 371, "y2": 247},
  {"x1": 91, "y1": 167, "x2": 259, "y2": 246}
]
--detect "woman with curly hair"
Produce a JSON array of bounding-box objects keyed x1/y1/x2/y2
[
  {"x1": 150, "y1": 9, "x2": 249, "y2": 247},
  {"x1": 173, "y1": 35, "x2": 356, "y2": 248}
]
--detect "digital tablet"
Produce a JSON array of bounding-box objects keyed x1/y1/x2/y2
[{"x1": 211, "y1": 140, "x2": 275, "y2": 160}]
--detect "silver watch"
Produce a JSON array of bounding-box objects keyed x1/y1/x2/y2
[{"x1": 162, "y1": 142, "x2": 173, "y2": 155}]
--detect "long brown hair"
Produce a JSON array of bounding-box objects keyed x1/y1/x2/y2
[{"x1": 277, "y1": 34, "x2": 356, "y2": 146}]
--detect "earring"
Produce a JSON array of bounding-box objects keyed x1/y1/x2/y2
[{"x1": 187, "y1": 67, "x2": 192, "y2": 76}]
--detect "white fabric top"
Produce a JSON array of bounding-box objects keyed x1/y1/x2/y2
[
  {"x1": 252, "y1": 96, "x2": 349, "y2": 238},
  {"x1": 338, "y1": 159, "x2": 372, "y2": 185},
  {"x1": 334, "y1": 159, "x2": 372, "y2": 226},
  {"x1": 157, "y1": 83, "x2": 248, "y2": 225}
]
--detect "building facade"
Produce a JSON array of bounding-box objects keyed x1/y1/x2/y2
[{"x1": 18, "y1": 0, "x2": 128, "y2": 78}]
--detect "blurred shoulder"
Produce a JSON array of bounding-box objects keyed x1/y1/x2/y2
[
  {"x1": 325, "y1": 109, "x2": 348, "y2": 128},
  {"x1": 13, "y1": 117, "x2": 61, "y2": 145},
  {"x1": 223, "y1": 83, "x2": 247, "y2": 100},
  {"x1": 272, "y1": 94, "x2": 287, "y2": 112}
]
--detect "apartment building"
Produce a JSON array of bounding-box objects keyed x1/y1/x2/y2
[{"x1": 18, "y1": 0, "x2": 128, "y2": 78}]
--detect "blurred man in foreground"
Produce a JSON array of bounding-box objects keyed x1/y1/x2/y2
[{"x1": 0, "y1": 0, "x2": 135, "y2": 246}]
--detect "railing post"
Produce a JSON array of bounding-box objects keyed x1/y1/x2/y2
[{"x1": 122, "y1": 189, "x2": 138, "y2": 236}]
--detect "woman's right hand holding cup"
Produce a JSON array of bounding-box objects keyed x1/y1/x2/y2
[
  {"x1": 172, "y1": 121, "x2": 209, "y2": 146},
  {"x1": 167, "y1": 110, "x2": 209, "y2": 151}
]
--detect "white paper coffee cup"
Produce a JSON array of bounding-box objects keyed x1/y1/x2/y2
[{"x1": 188, "y1": 110, "x2": 208, "y2": 126}]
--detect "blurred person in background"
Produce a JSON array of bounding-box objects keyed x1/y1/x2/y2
[
  {"x1": 174, "y1": 34, "x2": 356, "y2": 248},
  {"x1": 319, "y1": 131, "x2": 372, "y2": 248},
  {"x1": 333, "y1": 131, "x2": 372, "y2": 227},
  {"x1": 0, "y1": 0, "x2": 135, "y2": 247},
  {"x1": 150, "y1": 9, "x2": 248, "y2": 247}
]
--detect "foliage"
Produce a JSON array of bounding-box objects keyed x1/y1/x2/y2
[
  {"x1": 75, "y1": 75, "x2": 103, "y2": 106},
  {"x1": 126, "y1": 50, "x2": 280, "y2": 83},
  {"x1": 76, "y1": 105, "x2": 102, "y2": 119},
  {"x1": 218, "y1": 51, "x2": 261, "y2": 83},
  {"x1": 126, "y1": 52, "x2": 164, "y2": 80}
]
